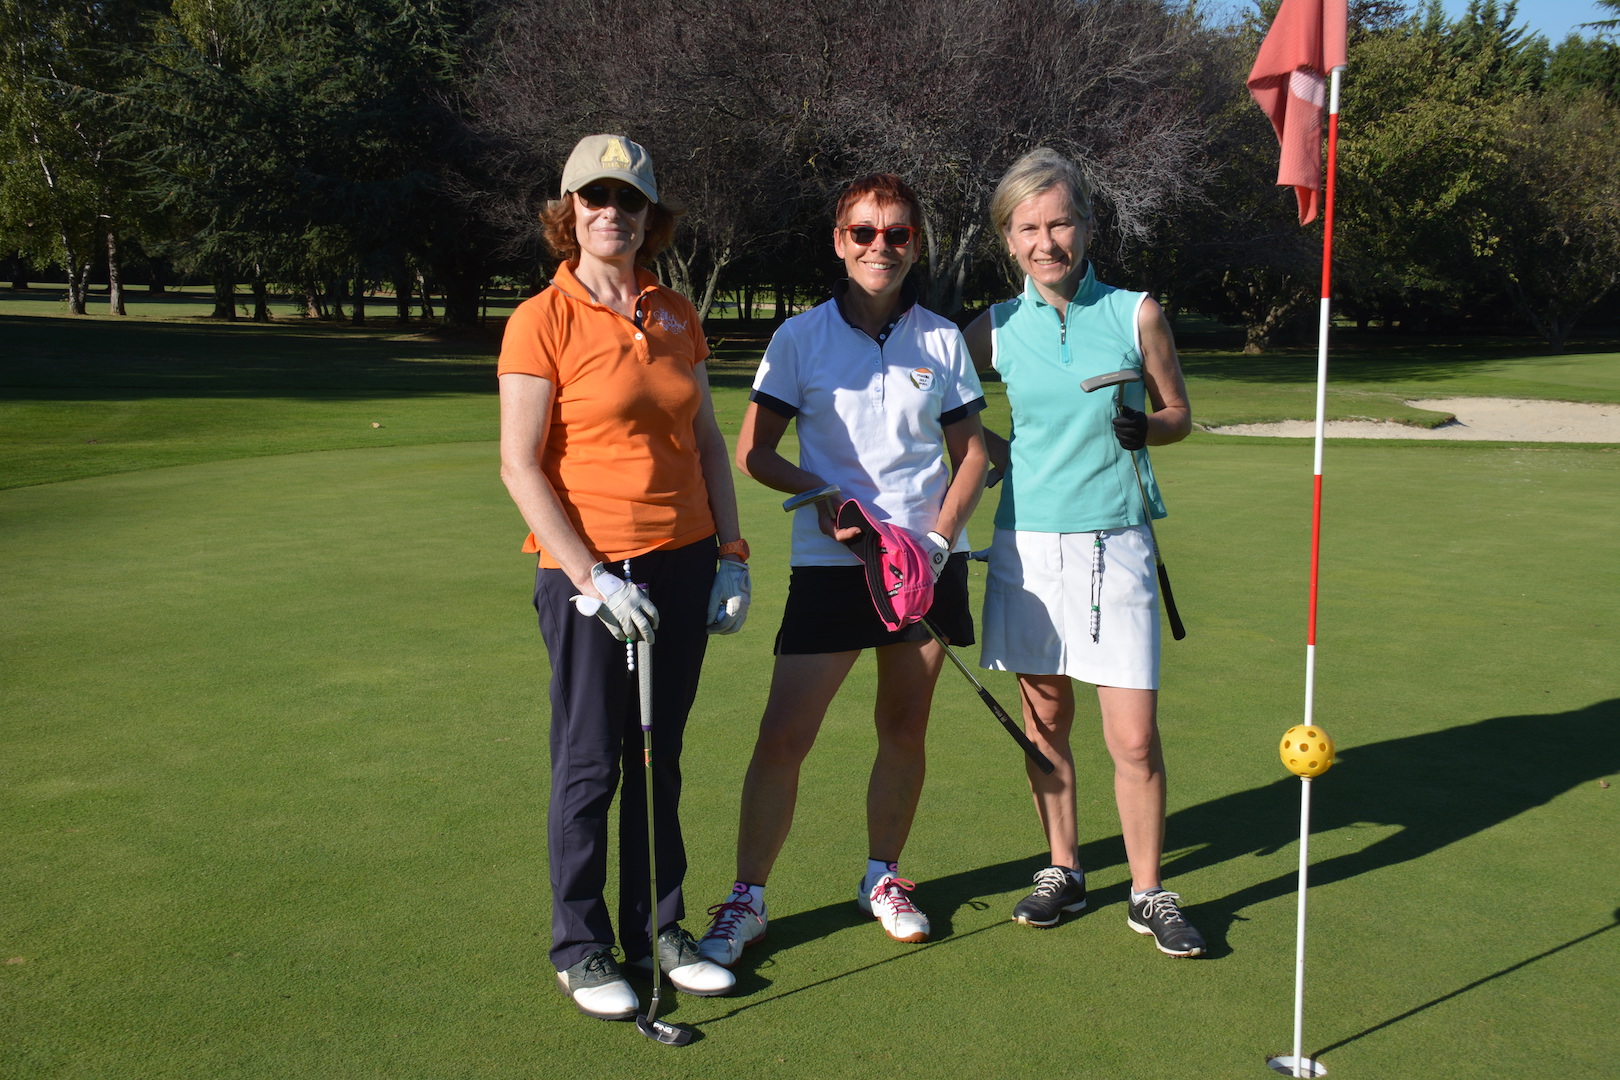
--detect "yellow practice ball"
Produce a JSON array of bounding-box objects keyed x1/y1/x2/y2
[{"x1": 1279, "y1": 725, "x2": 1335, "y2": 778}]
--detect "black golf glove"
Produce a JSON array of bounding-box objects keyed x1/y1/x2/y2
[{"x1": 1112, "y1": 406, "x2": 1148, "y2": 451}]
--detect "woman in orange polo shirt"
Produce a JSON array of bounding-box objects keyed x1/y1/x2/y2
[{"x1": 497, "y1": 135, "x2": 748, "y2": 1021}]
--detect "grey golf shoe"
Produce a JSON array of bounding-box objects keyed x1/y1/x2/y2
[
  {"x1": 556, "y1": 948, "x2": 638, "y2": 1019},
  {"x1": 628, "y1": 926, "x2": 737, "y2": 996},
  {"x1": 1012, "y1": 865, "x2": 1088, "y2": 927},
  {"x1": 1127, "y1": 889, "x2": 1206, "y2": 957}
]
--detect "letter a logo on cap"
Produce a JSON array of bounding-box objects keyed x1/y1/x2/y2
[{"x1": 600, "y1": 139, "x2": 631, "y2": 169}]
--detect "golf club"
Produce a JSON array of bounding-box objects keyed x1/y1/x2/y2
[
  {"x1": 628, "y1": 608, "x2": 693, "y2": 1046},
  {"x1": 812, "y1": 495, "x2": 1056, "y2": 775},
  {"x1": 919, "y1": 615, "x2": 1055, "y2": 775},
  {"x1": 782, "y1": 482, "x2": 842, "y2": 513},
  {"x1": 1077, "y1": 369, "x2": 1187, "y2": 640}
]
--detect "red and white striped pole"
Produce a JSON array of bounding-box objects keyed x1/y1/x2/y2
[
  {"x1": 1304, "y1": 65, "x2": 1344, "y2": 732},
  {"x1": 1275, "y1": 62, "x2": 1345, "y2": 1080}
]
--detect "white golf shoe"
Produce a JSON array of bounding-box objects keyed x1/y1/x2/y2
[
  {"x1": 555, "y1": 948, "x2": 638, "y2": 1020},
  {"x1": 628, "y1": 927, "x2": 737, "y2": 996},
  {"x1": 860, "y1": 874, "x2": 930, "y2": 943},
  {"x1": 698, "y1": 888, "x2": 767, "y2": 966}
]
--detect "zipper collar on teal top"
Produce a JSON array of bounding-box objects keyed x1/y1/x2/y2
[{"x1": 1020, "y1": 259, "x2": 1097, "y2": 314}]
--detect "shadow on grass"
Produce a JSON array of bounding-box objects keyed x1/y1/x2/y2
[
  {"x1": 1163, "y1": 699, "x2": 1620, "y2": 951},
  {"x1": 1, "y1": 313, "x2": 499, "y2": 399},
  {"x1": 1310, "y1": 909, "x2": 1620, "y2": 1060},
  {"x1": 0, "y1": 312, "x2": 769, "y2": 400},
  {"x1": 702, "y1": 699, "x2": 1618, "y2": 1002},
  {"x1": 703, "y1": 917, "x2": 1012, "y2": 1024}
]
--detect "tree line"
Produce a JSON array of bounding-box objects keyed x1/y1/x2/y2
[{"x1": 3, "y1": 0, "x2": 1618, "y2": 350}]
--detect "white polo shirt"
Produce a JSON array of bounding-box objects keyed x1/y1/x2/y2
[{"x1": 752, "y1": 284, "x2": 986, "y2": 566}]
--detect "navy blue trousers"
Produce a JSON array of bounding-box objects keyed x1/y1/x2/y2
[{"x1": 535, "y1": 538, "x2": 715, "y2": 971}]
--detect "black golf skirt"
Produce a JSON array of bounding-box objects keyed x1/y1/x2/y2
[{"x1": 775, "y1": 553, "x2": 974, "y2": 655}]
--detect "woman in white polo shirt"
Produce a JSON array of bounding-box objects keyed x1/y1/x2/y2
[
  {"x1": 965, "y1": 148, "x2": 1203, "y2": 958},
  {"x1": 697, "y1": 173, "x2": 989, "y2": 964}
]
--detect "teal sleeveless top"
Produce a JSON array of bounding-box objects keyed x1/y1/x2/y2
[{"x1": 990, "y1": 264, "x2": 1167, "y2": 533}]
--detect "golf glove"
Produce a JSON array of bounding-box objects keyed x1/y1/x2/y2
[
  {"x1": 922, "y1": 531, "x2": 951, "y2": 580},
  {"x1": 581, "y1": 562, "x2": 658, "y2": 643},
  {"x1": 1112, "y1": 405, "x2": 1148, "y2": 451},
  {"x1": 707, "y1": 559, "x2": 751, "y2": 635}
]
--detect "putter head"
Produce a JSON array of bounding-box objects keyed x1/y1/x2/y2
[
  {"x1": 1078, "y1": 369, "x2": 1142, "y2": 394},
  {"x1": 636, "y1": 1014, "x2": 694, "y2": 1046},
  {"x1": 782, "y1": 483, "x2": 841, "y2": 513}
]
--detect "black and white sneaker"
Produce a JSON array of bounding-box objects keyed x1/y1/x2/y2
[
  {"x1": 1127, "y1": 889, "x2": 1206, "y2": 957},
  {"x1": 1012, "y1": 865, "x2": 1088, "y2": 927},
  {"x1": 556, "y1": 947, "x2": 638, "y2": 1019},
  {"x1": 627, "y1": 926, "x2": 737, "y2": 996}
]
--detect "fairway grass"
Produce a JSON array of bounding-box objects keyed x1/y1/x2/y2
[
  {"x1": 3, "y1": 435, "x2": 1615, "y2": 1080},
  {"x1": 3, "y1": 312, "x2": 1618, "y2": 1077},
  {"x1": 6, "y1": 309, "x2": 1619, "y2": 491}
]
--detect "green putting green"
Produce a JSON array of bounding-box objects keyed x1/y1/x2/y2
[{"x1": 2, "y1": 311, "x2": 1617, "y2": 1078}]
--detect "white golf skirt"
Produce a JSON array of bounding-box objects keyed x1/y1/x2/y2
[{"x1": 979, "y1": 525, "x2": 1160, "y2": 690}]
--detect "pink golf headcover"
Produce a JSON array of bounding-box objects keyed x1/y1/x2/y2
[{"x1": 837, "y1": 500, "x2": 934, "y2": 631}]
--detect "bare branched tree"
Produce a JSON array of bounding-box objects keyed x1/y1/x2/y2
[{"x1": 462, "y1": 0, "x2": 1216, "y2": 318}]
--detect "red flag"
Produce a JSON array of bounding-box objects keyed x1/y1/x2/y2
[{"x1": 1247, "y1": 0, "x2": 1348, "y2": 224}]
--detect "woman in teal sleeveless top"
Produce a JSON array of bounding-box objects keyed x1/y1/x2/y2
[{"x1": 963, "y1": 148, "x2": 1205, "y2": 957}]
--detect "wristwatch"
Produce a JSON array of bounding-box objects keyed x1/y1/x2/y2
[{"x1": 718, "y1": 538, "x2": 751, "y2": 562}]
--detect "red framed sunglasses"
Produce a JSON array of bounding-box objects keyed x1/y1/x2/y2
[{"x1": 843, "y1": 224, "x2": 915, "y2": 248}]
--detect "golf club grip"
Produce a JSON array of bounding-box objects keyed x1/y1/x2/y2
[
  {"x1": 1157, "y1": 563, "x2": 1186, "y2": 640},
  {"x1": 978, "y1": 685, "x2": 1056, "y2": 774}
]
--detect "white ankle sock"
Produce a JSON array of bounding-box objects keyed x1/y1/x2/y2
[
  {"x1": 864, "y1": 859, "x2": 899, "y2": 892},
  {"x1": 730, "y1": 881, "x2": 765, "y2": 909}
]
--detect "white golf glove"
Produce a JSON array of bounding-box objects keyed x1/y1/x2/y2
[
  {"x1": 707, "y1": 559, "x2": 751, "y2": 635},
  {"x1": 922, "y1": 531, "x2": 951, "y2": 580},
  {"x1": 569, "y1": 562, "x2": 659, "y2": 643}
]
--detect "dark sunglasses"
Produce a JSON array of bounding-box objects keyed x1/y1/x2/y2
[
  {"x1": 844, "y1": 224, "x2": 915, "y2": 248},
  {"x1": 576, "y1": 182, "x2": 650, "y2": 213}
]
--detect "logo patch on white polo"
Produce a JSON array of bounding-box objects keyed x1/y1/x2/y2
[{"x1": 908, "y1": 367, "x2": 934, "y2": 391}]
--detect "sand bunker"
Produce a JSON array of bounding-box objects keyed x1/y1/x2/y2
[{"x1": 1206, "y1": 398, "x2": 1620, "y2": 442}]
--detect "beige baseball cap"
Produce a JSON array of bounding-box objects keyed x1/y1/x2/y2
[{"x1": 560, "y1": 135, "x2": 658, "y2": 203}]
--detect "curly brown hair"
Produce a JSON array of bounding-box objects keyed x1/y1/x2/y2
[{"x1": 539, "y1": 194, "x2": 680, "y2": 267}]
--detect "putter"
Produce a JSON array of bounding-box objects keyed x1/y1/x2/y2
[
  {"x1": 630, "y1": 632, "x2": 693, "y2": 1046},
  {"x1": 782, "y1": 483, "x2": 841, "y2": 514},
  {"x1": 1078, "y1": 369, "x2": 1187, "y2": 640}
]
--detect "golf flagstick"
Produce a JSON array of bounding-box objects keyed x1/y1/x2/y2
[{"x1": 1248, "y1": 2, "x2": 1348, "y2": 1072}]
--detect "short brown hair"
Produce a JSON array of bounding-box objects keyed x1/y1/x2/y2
[
  {"x1": 539, "y1": 194, "x2": 679, "y2": 267},
  {"x1": 833, "y1": 173, "x2": 922, "y2": 230}
]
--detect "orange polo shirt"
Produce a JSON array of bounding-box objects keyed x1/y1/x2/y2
[{"x1": 498, "y1": 262, "x2": 716, "y2": 567}]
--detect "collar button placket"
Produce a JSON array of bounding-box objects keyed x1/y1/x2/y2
[{"x1": 871, "y1": 340, "x2": 884, "y2": 411}]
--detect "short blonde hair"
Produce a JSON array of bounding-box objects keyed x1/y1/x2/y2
[{"x1": 989, "y1": 148, "x2": 1094, "y2": 237}]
